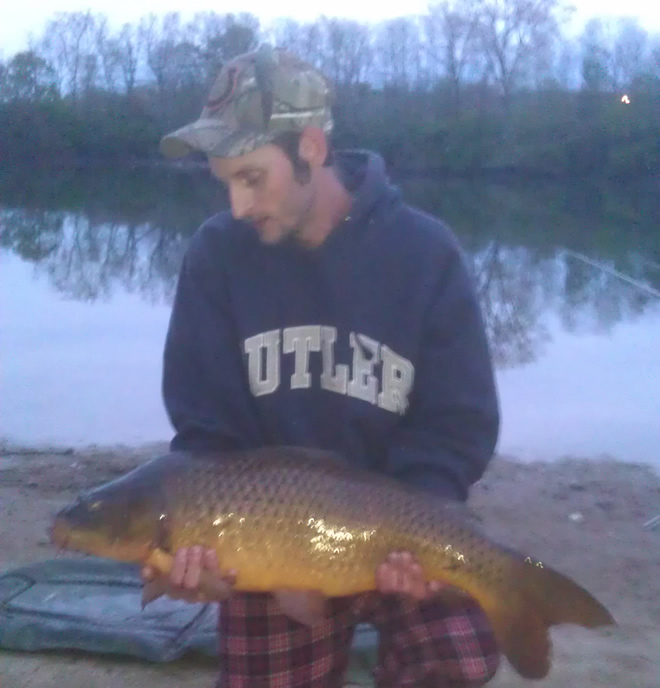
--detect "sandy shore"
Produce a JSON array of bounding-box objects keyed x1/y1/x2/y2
[{"x1": 1, "y1": 443, "x2": 659, "y2": 687}]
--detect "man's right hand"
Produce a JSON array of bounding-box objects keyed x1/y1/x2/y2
[{"x1": 141, "y1": 546, "x2": 237, "y2": 603}]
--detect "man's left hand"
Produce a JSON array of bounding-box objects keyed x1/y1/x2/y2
[{"x1": 376, "y1": 550, "x2": 445, "y2": 600}]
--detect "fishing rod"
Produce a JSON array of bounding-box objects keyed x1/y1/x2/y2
[{"x1": 562, "y1": 248, "x2": 660, "y2": 300}]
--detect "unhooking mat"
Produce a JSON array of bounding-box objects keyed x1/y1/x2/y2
[{"x1": 0, "y1": 558, "x2": 379, "y2": 680}]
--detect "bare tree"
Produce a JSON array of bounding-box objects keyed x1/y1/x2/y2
[
  {"x1": 318, "y1": 17, "x2": 373, "y2": 87},
  {"x1": 116, "y1": 24, "x2": 140, "y2": 96},
  {"x1": 187, "y1": 11, "x2": 259, "y2": 87},
  {"x1": 94, "y1": 17, "x2": 122, "y2": 93},
  {"x1": 611, "y1": 19, "x2": 648, "y2": 90},
  {"x1": 552, "y1": 37, "x2": 579, "y2": 89},
  {"x1": 34, "y1": 11, "x2": 98, "y2": 103},
  {"x1": 476, "y1": 0, "x2": 571, "y2": 107},
  {"x1": 268, "y1": 18, "x2": 324, "y2": 66},
  {"x1": 375, "y1": 17, "x2": 424, "y2": 89},
  {"x1": 424, "y1": 0, "x2": 482, "y2": 111},
  {"x1": 580, "y1": 18, "x2": 610, "y2": 92},
  {"x1": 579, "y1": 17, "x2": 650, "y2": 92},
  {"x1": 139, "y1": 12, "x2": 183, "y2": 97},
  {"x1": 652, "y1": 40, "x2": 660, "y2": 75}
]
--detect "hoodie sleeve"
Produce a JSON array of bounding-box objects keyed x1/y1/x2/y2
[
  {"x1": 162, "y1": 222, "x2": 263, "y2": 453},
  {"x1": 384, "y1": 237, "x2": 499, "y2": 502}
]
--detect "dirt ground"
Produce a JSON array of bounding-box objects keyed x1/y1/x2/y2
[{"x1": 0, "y1": 442, "x2": 659, "y2": 688}]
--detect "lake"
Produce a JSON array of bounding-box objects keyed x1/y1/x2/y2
[{"x1": 1, "y1": 164, "x2": 659, "y2": 470}]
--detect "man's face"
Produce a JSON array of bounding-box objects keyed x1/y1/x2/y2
[{"x1": 209, "y1": 142, "x2": 315, "y2": 245}]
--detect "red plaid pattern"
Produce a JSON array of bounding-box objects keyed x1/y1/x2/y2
[{"x1": 216, "y1": 591, "x2": 499, "y2": 688}]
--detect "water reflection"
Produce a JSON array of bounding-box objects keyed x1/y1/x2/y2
[
  {"x1": 0, "y1": 208, "x2": 63, "y2": 262},
  {"x1": 471, "y1": 243, "x2": 553, "y2": 369},
  {"x1": 0, "y1": 165, "x2": 222, "y2": 304},
  {"x1": 2, "y1": 167, "x2": 658, "y2": 371}
]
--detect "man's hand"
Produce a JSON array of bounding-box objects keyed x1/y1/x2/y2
[
  {"x1": 376, "y1": 551, "x2": 444, "y2": 601},
  {"x1": 141, "y1": 547, "x2": 440, "y2": 603},
  {"x1": 141, "y1": 546, "x2": 236, "y2": 603}
]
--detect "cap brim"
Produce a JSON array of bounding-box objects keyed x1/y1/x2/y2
[
  {"x1": 160, "y1": 119, "x2": 231, "y2": 158},
  {"x1": 160, "y1": 119, "x2": 276, "y2": 159}
]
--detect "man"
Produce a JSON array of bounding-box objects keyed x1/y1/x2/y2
[{"x1": 145, "y1": 44, "x2": 501, "y2": 687}]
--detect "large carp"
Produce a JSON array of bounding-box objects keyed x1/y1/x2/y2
[{"x1": 51, "y1": 446, "x2": 615, "y2": 679}]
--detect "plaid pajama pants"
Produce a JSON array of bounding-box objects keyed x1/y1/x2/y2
[{"x1": 216, "y1": 591, "x2": 500, "y2": 688}]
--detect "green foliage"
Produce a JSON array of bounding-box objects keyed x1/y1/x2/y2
[
  {"x1": 0, "y1": 95, "x2": 161, "y2": 161},
  {"x1": 1, "y1": 82, "x2": 658, "y2": 178},
  {"x1": 1, "y1": 51, "x2": 59, "y2": 101},
  {"x1": 607, "y1": 139, "x2": 660, "y2": 177},
  {"x1": 415, "y1": 113, "x2": 503, "y2": 173}
]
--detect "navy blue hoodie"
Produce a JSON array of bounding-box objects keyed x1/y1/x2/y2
[{"x1": 162, "y1": 150, "x2": 499, "y2": 501}]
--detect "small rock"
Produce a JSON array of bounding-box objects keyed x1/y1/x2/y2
[
  {"x1": 569, "y1": 512, "x2": 584, "y2": 522},
  {"x1": 568, "y1": 482, "x2": 586, "y2": 492}
]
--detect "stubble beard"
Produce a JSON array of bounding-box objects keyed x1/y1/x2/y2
[{"x1": 280, "y1": 181, "x2": 318, "y2": 247}]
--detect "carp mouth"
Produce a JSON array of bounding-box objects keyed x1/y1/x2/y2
[
  {"x1": 50, "y1": 518, "x2": 71, "y2": 550},
  {"x1": 50, "y1": 516, "x2": 104, "y2": 557},
  {"x1": 49, "y1": 514, "x2": 151, "y2": 563}
]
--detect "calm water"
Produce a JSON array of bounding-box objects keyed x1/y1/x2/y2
[{"x1": 1, "y1": 165, "x2": 659, "y2": 469}]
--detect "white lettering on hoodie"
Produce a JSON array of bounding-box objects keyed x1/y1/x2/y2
[{"x1": 243, "y1": 326, "x2": 414, "y2": 414}]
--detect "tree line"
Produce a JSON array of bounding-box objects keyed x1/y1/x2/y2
[{"x1": 1, "y1": 1, "x2": 659, "y2": 176}]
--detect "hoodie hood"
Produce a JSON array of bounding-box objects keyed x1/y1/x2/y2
[{"x1": 332, "y1": 149, "x2": 401, "y2": 230}]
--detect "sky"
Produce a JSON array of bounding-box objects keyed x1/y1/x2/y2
[{"x1": 2, "y1": 0, "x2": 660, "y2": 58}]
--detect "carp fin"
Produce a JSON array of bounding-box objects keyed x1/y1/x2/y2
[
  {"x1": 274, "y1": 590, "x2": 327, "y2": 626},
  {"x1": 485, "y1": 598, "x2": 551, "y2": 679},
  {"x1": 141, "y1": 549, "x2": 174, "y2": 610},
  {"x1": 141, "y1": 570, "x2": 234, "y2": 608},
  {"x1": 141, "y1": 577, "x2": 168, "y2": 609},
  {"x1": 141, "y1": 548, "x2": 235, "y2": 605},
  {"x1": 145, "y1": 547, "x2": 175, "y2": 575}
]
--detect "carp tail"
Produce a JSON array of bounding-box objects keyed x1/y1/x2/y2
[{"x1": 479, "y1": 554, "x2": 615, "y2": 679}]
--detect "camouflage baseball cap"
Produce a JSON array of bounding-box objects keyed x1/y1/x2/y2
[{"x1": 160, "y1": 44, "x2": 334, "y2": 159}]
